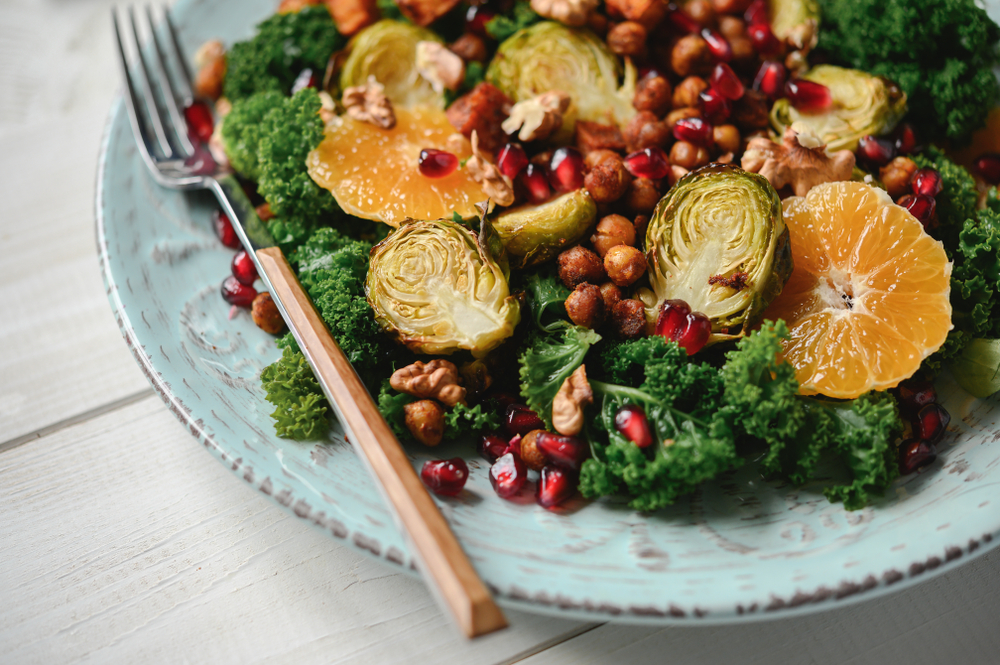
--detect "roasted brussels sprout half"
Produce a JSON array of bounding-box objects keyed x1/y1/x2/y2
[
  {"x1": 492, "y1": 189, "x2": 598, "y2": 268},
  {"x1": 366, "y1": 219, "x2": 520, "y2": 356},
  {"x1": 486, "y1": 21, "x2": 637, "y2": 134},
  {"x1": 340, "y1": 20, "x2": 444, "y2": 108},
  {"x1": 771, "y1": 65, "x2": 907, "y2": 152},
  {"x1": 768, "y1": 0, "x2": 819, "y2": 42},
  {"x1": 645, "y1": 164, "x2": 792, "y2": 340}
]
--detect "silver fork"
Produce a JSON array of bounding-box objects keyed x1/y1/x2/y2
[{"x1": 112, "y1": 6, "x2": 507, "y2": 637}]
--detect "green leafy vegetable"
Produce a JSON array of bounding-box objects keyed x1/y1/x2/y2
[
  {"x1": 376, "y1": 382, "x2": 501, "y2": 441},
  {"x1": 219, "y1": 91, "x2": 283, "y2": 181},
  {"x1": 951, "y1": 338, "x2": 1000, "y2": 397},
  {"x1": 913, "y1": 146, "x2": 978, "y2": 249},
  {"x1": 261, "y1": 345, "x2": 329, "y2": 439},
  {"x1": 485, "y1": 1, "x2": 540, "y2": 41},
  {"x1": 518, "y1": 326, "x2": 601, "y2": 429},
  {"x1": 520, "y1": 269, "x2": 571, "y2": 332}
]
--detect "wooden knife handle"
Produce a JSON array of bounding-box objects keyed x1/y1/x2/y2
[{"x1": 256, "y1": 246, "x2": 507, "y2": 638}]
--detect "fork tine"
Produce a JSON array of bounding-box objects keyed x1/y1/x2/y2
[
  {"x1": 145, "y1": 5, "x2": 194, "y2": 155},
  {"x1": 160, "y1": 5, "x2": 195, "y2": 105},
  {"x1": 113, "y1": 9, "x2": 161, "y2": 168},
  {"x1": 126, "y1": 6, "x2": 174, "y2": 158}
]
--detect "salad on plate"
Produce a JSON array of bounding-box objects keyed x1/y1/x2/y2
[{"x1": 191, "y1": 0, "x2": 1000, "y2": 513}]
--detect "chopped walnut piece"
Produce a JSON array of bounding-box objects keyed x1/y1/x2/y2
[
  {"x1": 501, "y1": 90, "x2": 571, "y2": 142},
  {"x1": 396, "y1": 0, "x2": 462, "y2": 26},
  {"x1": 530, "y1": 0, "x2": 599, "y2": 26},
  {"x1": 322, "y1": 0, "x2": 378, "y2": 36},
  {"x1": 552, "y1": 365, "x2": 593, "y2": 436},
  {"x1": 390, "y1": 359, "x2": 467, "y2": 407},
  {"x1": 342, "y1": 75, "x2": 395, "y2": 129},
  {"x1": 741, "y1": 125, "x2": 855, "y2": 197},
  {"x1": 466, "y1": 131, "x2": 515, "y2": 206},
  {"x1": 416, "y1": 41, "x2": 465, "y2": 93}
]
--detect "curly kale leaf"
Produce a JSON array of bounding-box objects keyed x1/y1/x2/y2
[
  {"x1": 485, "y1": 1, "x2": 540, "y2": 41},
  {"x1": 223, "y1": 6, "x2": 344, "y2": 102},
  {"x1": 520, "y1": 269, "x2": 571, "y2": 332},
  {"x1": 261, "y1": 345, "x2": 329, "y2": 439},
  {"x1": 376, "y1": 382, "x2": 501, "y2": 441},
  {"x1": 519, "y1": 326, "x2": 601, "y2": 428},
  {"x1": 953, "y1": 207, "x2": 1000, "y2": 339},
  {"x1": 219, "y1": 91, "x2": 284, "y2": 181},
  {"x1": 816, "y1": 0, "x2": 1000, "y2": 143}
]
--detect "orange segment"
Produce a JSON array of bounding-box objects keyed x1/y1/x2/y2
[
  {"x1": 763, "y1": 181, "x2": 952, "y2": 398},
  {"x1": 307, "y1": 106, "x2": 488, "y2": 227}
]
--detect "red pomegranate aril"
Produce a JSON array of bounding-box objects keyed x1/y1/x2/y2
[
  {"x1": 479, "y1": 432, "x2": 510, "y2": 463},
  {"x1": 914, "y1": 403, "x2": 951, "y2": 445},
  {"x1": 897, "y1": 380, "x2": 937, "y2": 413},
  {"x1": 549, "y1": 147, "x2": 585, "y2": 192},
  {"x1": 490, "y1": 452, "x2": 527, "y2": 498},
  {"x1": 519, "y1": 163, "x2": 551, "y2": 203},
  {"x1": 231, "y1": 250, "x2": 258, "y2": 286},
  {"x1": 537, "y1": 465, "x2": 577, "y2": 509},
  {"x1": 710, "y1": 63, "x2": 745, "y2": 101},
  {"x1": 498, "y1": 143, "x2": 529, "y2": 179},
  {"x1": 898, "y1": 193, "x2": 937, "y2": 229},
  {"x1": 894, "y1": 123, "x2": 918, "y2": 155},
  {"x1": 974, "y1": 153, "x2": 1000, "y2": 184},
  {"x1": 699, "y1": 88, "x2": 732, "y2": 124},
  {"x1": 701, "y1": 28, "x2": 732, "y2": 62},
  {"x1": 744, "y1": 0, "x2": 768, "y2": 25},
  {"x1": 666, "y1": 3, "x2": 701, "y2": 33},
  {"x1": 213, "y1": 210, "x2": 240, "y2": 249},
  {"x1": 505, "y1": 403, "x2": 545, "y2": 436},
  {"x1": 673, "y1": 117, "x2": 714, "y2": 147},
  {"x1": 221, "y1": 275, "x2": 257, "y2": 308},
  {"x1": 535, "y1": 432, "x2": 588, "y2": 470},
  {"x1": 856, "y1": 135, "x2": 897, "y2": 167},
  {"x1": 899, "y1": 439, "x2": 937, "y2": 475},
  {"x1": 291, "y1": 68, "x2": 318, "y2": 94},
  {"x1": 785, "y1": 78, "x2": 832, "y2": 113},
  {"x1": 753, "y1": 61, "x2": 787, "y2": 100},
  {"x1": 184, "y1": 100, "x2": 214, "y2": 143},
  {"x1": 912, "y1": 168, "x2": 943, "y2": 197},
  {"x1": 615, "y1": 404, "x2": 654, "y2": 448},
  {"x1": 747, "y1": 23, "x2": 780, "y2": 56},
  {"x1": 655, "y1": 299, "x2": 712, "y2": 355},
  {"x1": 489, "y1": 391, "x2": 521, "y2": 413},
  {"x1": 418, "y1": 148, "x2": 459, "y2": 178},
  {"x1": 624, "y1": 147, "x2": 670, "y2": 180},
  {"x1": 421, "y1": 458, "x2": 469, "y2": 496},
  {"x1": 465, "y1": 5, "x2": 497, "y2": 37}
]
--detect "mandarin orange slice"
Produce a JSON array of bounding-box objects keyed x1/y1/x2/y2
[
  {"x1": 762, "y1": 181, "x2": 952, "y2": 398},
  {"x1": 307, "y1": 106, "x2": 488, "y2": 227}
]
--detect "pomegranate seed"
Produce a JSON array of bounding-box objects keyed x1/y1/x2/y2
[
  {"x1": 753, "y1": 61, "x2": 787, "y2": 100},
  {"x1": 184, "y1": 100, "x2": 214, "y2": 143},
  {"x1": 490, "y1": 452, "x2": 527, "y2": 498},
  {"x1": 744, "y1": 0, "x2": 768, "y2": 25},
  {"x1": 747, "y1": 23, "x2": 781, "y2": 56},
  {"x1": 897, "y1": 193, "x2": 937, "y2": 229},
  {"x1": 291, "y1": 68, "x2": 318, "y2": 94},
  {"x1": 894, "y1": 123, "x2": 918, "y2": 155},
  {"x1": 912, "y1": 168, "x2": 943, "y2": 197},
  {"x1": 784, "y1": 78, "x2": 832, "y2": 113},
  {"x1": 418, "y1": 149, "x2": 458, "y2": 178},
  {"x1": 479, "y1": 432, "x2": 510, "y2": 463},
  {"x1": 548, "y1": 147, "x2": 585, "y2": 192},
  {"x1": 666, "y1": 3, "x2": 701, "y2": 33},
  {"x1": 899, "y1": 439, "x2": 937, "y2": 475},
  {"x1": 897, "y1": 380, "x2": 937, "y2": 413},
  {"x1": 488, "y1": 391, "x2": 521, "y2": 413},
  {"x1": 213, "y1": 210, "x2": 240, "y2": 249},
  {"x1": 624, "y1": 147, "x2": 670, "y2": 180},
  {"x1": 498, "y1": 143, "x2": 529, "y2": 179},
  {"x1": 614, "y1": 405, "x2": 654, "y2": 448},
  {"x1": 710, "y1": 63, "x2": 745, "y2": 101},
  {"x1": 856, "y1": 135, "x2": 897, "y2": 167},
  {"x1": 231, "y1": 250, "x2": 258, "y2": 285},
  {"x1": 673, "y1": 117, "x2": 714, "y2": 147},
  {"x1": 701, "y1": 29, "x2": 732, "y2": 62},
  {"x1": 537, "y1": 465, "x2": 577, "y2": 509},
  {"x1": 913, "y1": 403, "x2": 951, "y2": 445},
  {"x1": 519, "y1": 163, "x2": 551, "y2": 203},
  {"x1": 654, "y1": 299, "x2": 712, "y2": 355},
  {"x1": 222, "y1": 275, "x2": 257, "y2": 307},
  {"x1": 465, "y1": 5, "x2": 496, "y2": 37},
  {"x1": 974, "y1": 154, "x2": 1000, "y2": 184},
  {"x1": 420, "y1": 458, "x2": 469, "y2": 496},
  {"x1": 535, "y1": 432, "x2": 588, "y2": 470},
  {"x1": 699, "y1": 88, "x2": 732, "y2": 124},
  {"x1": 505, "y1": 403, "x2": 545, "y2": 436}
]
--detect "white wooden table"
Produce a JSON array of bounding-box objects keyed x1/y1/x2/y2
[{"x1": 3, "y1": 1, "x2": 1000, "y2": 662}]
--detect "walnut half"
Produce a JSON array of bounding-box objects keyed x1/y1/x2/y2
[
  {"x1": 741, "y1": 125, "x2": 855, "y2": 197},
  {"x1": 465, "y1": 131, "x2": 515, "y2": 206},
  {"x1": 501, "y1": 90, "x2": 571, "y2": 142},
  {"x1": 389, "y1": 359, "x2": 466, "y2": 407},
  {"x1": 552, "y1": 365, "x2": 593, "y2": 436},
  {"x1": 342, "y1": 75, "x2": 396, "y2": 129}
]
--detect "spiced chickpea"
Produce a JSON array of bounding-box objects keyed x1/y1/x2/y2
[
  {"x1": 585, "y1": 149, "x2": 619, "y2": 171},
  {"x1": 633, "y1": 76, "x2": 673, "y2": 117},
  {"x1": 671, "y1": 35, "x2": 713, "y2": 77},
  {"x1": 718, "y1": 15, "x2": 746, "y2": 38},
  {"x1": 671, "y1": 140, "x2": 702, "y2": 169},
  {"x1": 612, "y1": 299, "x2": 647, "y2": 339},
  {"x1": 626, "y1": 177, "x2": 662, "y2": 214},
  {"x1": 558, "y1": 245, "x2": 606, "y2": 288},
  {"x1": 684, "y1": 0, "x2": 715, "y2": 27},
  {"x1": 633, "y1": 214, "x2": 650, "y2": 240},
  {"x1": 565, "y1": 283, "x2": 606, "y2": 329},
  {"x1": 668, "y1": 164, "x2": 690, "y2": 186},
  {"x1": 711, "y1": 0, "x2": 752, "y2": 13},
  {"x1": 666, "y1": 107, "x2": 701, "y2": 129},
  {"x1": 607, "y1": 21, "x2": 647, "y2": 58},
  {"x1": 404, "y1": 400, "x2": 445, "y2": 446},
  {"x1": 587, "y1": 11, "x2": 609, "y2": 37},
  {"x1": 251, "y1": 292, "x2": 286, "y2": 335},
  {"x1": 729, "y1": 36, "x2": 755, "y2": 62},
  {"x1": 604, "y1": 245, "x2": 647, "y2": 286},
  {"x1": 880, "y1": 157, "x2": 919, "y2": 199},
  {"x1": 450, "y1": 32, "x2": 488, "y2": 62},
  {"x1": 599, "y1": 282, "x2": 623, "y2": 312},
  {"x1": 520, "y1": 430, "x2": 549, "y2": 471},
  {"x1": 672, "y1": 76, "x2": 709, "y2": 109},
  {"x1": 591, "y1": 214, "x2": 636, "y2": 257},
  {"x1": 712, "y1": 124, "x2": 741, "y2": 153},
  {"x1": 623, "y1": 111, "x2": 671, "y2": 153},
  {"x1": 585, "y1": 157, "x2": 633, "y2": 203}
]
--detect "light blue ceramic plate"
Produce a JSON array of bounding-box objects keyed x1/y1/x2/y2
[{"x1": 97, "y1": 0, "x2": 1000, "y2": 624}]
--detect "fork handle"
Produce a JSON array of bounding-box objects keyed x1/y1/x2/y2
[{"x1": 255, "y1": 247, "x2": 508, "y2": 638}]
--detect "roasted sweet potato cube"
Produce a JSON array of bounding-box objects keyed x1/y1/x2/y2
[
  {"x1": 323, "y1": 0, "x2": 379, "y2": 35},
  {"x1": 396, "y1": 0, "x2": 462, "y2": 26},
  {"x1": 446, "y1": 82, "x2": 513, "y2": 153},
  {"x1": 575, "y1": 121, "x2": 626, "y2": 154}
]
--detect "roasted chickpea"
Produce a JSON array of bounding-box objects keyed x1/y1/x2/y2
[
  {"x1": 670, "y1": 140, "x2": 701, "y2": 169},
  {"x1": 604, "y1": 245, "x2": 648, "y2": 286},
  {"x1": 672, "y1": 76, "x2": 709, "y2": 109},
  {"x1": 668, "y1": 164, "x2": 690, "y2": 186},
  {"x1": 729, "y1": 36, "x2": 755, "y2": 61},
  {"x1": 633, "y1": 76, "x2": 673, "y2": 117},
  {"x1": 612, "y1": 299, "x2": 647, "y2": 339},
  {"x1": 666, "y1": 107, "x2": 701, "y2": 129},
  {"x1": 585, "y1": 157, "x2": 633, "y2": 203},
  {"x1": 450, "y1": 32, "x2": 488, "y2": 62},
  {"x1": 732, "y1": 90, "x2": 770, "y2": 130},
  {"x1": 671, "y1": 35, "x2": 713, "y2": 78},
  {"x1": 565, "y1": 283, "x2": 606, "y2": 329},
  {"x1": 626, "y1": 177, "x2": 662, "y2": 214},
  {"x1": 880, "y1": 157, "x2": 919, "y2": 199},
  {"x1": 251, "y1": 292, "x2": 286, "y2": 335},
  {"x1": 624, "y1": 111, "x2": 672, "y2": 153},
  {"x1": 684, "y1": 0, "x2": 716, "y2": 27},
  {"x1": 607, "y1": 21, "x2": 647, "y2": 58},
  {"x1": 193, "y1": 42, "x2": 226, "y2": 100},
  {"x1": 404, "y1": 400, "x2": 445, "y2": 446},
  {"x1": 712, "y1": 124, "x2": 741, "y2": 153},
  {"x1": 255, "y1": 202, "x2": 275, "y2": 222},
  {"x1": 710, "y1": 0, "x2": 752, "y2": 13},
  {"x1": 591, "y1": 214, "x2": 636, "y2": 257},
  {"x1": 633, "y1": 214, "x2": 650, "y2": 241},
  {"x1": 718, "y1": 15, "x2": 746, "y2": 38},
  {"x1": 520, "y1": 430, "x2": 549, "y2": 471},
  {"x1": 557, "y1": 245, "x2": 606, "y2": 289}
]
